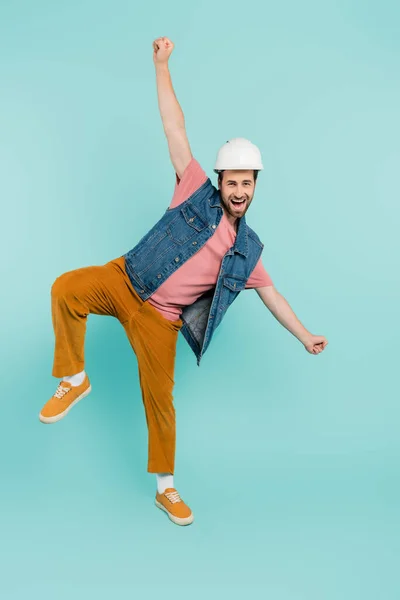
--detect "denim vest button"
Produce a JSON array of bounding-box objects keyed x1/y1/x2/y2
[
  {"x1": 157, "y1": 274, "x2": 161, "y2": 278},
  {"x1": 211, "y1": 224, "x2": 216, "y2": 229},
  {"x1": 192, "y1": 241, "x2": 197, "y2": 245},
  {"x1": 140, "y1": 289, "x2": 144, "y2": 293},
  {"x1": 175, "y1": 257, "x2": 180, "y2": 262}
]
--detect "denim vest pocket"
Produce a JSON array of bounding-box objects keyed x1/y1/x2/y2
[
  {"x1": 220, "y1": 275, "x2": 246, "y2": 309},
  {"x1": 167, "y1": 203, "x2": 208, "y2": 245}
]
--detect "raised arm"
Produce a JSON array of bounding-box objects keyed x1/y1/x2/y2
[{"x1": 153, "y1": 37, "x2": 192, "y2": 180}]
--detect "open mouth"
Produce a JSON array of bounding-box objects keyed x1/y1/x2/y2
[{"x1": 231, "y1": 199, "x2": 246, "y2": 209}]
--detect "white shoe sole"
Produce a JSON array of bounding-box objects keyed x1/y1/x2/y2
[
  {"x1": 39, "y1": 385, "x2": 92, "y2": 424},
  {"x1": 155, "y1": 499, "x2": 194, "y2": 526}
]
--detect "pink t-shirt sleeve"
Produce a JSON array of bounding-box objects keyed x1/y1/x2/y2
[
  {"x1": 245, "y1": 257, "x2": 273, "y2": 289},
  {"x1": 169, "y1": 157, "x2": 208, "y2": 209}
]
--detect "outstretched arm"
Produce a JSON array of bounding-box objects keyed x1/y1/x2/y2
[
  {"x1": 255, "y1": 286, "x2": 328, "y2": 355},
  {"x1": 153, "y1": 37, "x2": 192, "y2": 179}
]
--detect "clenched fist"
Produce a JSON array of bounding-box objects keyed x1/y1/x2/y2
[
  {"x1": 303, "y1": 334, "x2": 328, "y2": 355},
  {"x1": 153, "y1": 37, "x2": 174, "y2": 65}
]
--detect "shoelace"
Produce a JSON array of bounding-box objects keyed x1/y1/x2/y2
[
  {"x1": 165, "y1": 490, "x2": 182, "y2": 504},
  {"x1": 54, "y1": 383, "x2": 71, "y2": 399}
]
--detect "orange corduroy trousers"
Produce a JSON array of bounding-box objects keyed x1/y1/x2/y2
[{"x1": 51, "y1": 255, "x2": 183, "y2": 474}]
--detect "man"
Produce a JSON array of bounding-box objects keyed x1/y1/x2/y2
[{"x1": 39, "y1": 37, "x2": 328, "y2": 527}]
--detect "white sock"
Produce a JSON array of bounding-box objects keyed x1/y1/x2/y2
[
  {"x1": 156, "y1": 473, "x2": 174, "y2": 494},
  {"x1": 62, "y1": 370, "x2": 86, "y2": 387}
]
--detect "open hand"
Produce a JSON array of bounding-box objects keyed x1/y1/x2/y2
[
  {"x1": 153, "y1": 37, "x2": 174, "y2": 65},
  {"x1": 303, "y1": 334, "x2": 328, "y2": 355}
]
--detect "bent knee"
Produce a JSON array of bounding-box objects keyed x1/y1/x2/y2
[{"x1": 51, "y1": 272, "x2": 75, "y2": 297}]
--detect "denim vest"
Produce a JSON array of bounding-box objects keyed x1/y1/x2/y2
[{"x1": 123, "y1": 178, "x2": 263, "y2": 366}]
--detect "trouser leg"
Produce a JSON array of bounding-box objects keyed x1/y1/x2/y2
[
  {"x1": 50, "y1": 254, "x2": 182, "y2": 474},
  {"x1": 122, "y1": 301, "x2": 182, "y2": 474},
  {"x1": 51, "y1": 256, "x2": 138, "y2": 378}
]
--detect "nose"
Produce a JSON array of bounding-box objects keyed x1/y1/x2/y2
[{"x1": 235, "y1": 187, "x2": 245, "y2": 199}]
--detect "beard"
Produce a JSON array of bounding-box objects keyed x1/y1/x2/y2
[{"x1": 221, "y1": 194, "x2": 252, "y2": 218}]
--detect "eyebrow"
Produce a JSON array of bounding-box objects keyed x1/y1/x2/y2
[{"x1": 226, "y1": 179, "x2": 252, "y2": 183}]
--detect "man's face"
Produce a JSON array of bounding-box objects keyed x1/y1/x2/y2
[{"x1": 218, "y1": 170, "x2": 256, "y2": 218}]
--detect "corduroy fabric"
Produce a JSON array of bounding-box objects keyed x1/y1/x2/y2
[{"x1": 50, "y1": 255, "x2": 182, "y2": 473}]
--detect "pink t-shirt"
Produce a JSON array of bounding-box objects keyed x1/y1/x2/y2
[{"x1": 147, "y1": 157, "x2": 273, "y2": 321}]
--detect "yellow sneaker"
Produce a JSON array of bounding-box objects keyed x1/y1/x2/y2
[
  {"x1": 39, "y1": 375, "x2": 92, "y2": 424},
  {"x1": 155, "y1": 488, "x2": 194, "y2": 526}
]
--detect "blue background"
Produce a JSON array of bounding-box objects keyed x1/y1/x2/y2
[{"x1": 0, "y1": 0, "x2": 399, "y2": 598}]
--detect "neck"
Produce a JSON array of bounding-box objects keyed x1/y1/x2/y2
[{"x1": 222, "y1": 205, "x2": 239, "y2": 231}]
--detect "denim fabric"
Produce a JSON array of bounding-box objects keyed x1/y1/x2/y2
[{"x1": 123, "y1": 178, "x2": 263, "y2": 365}]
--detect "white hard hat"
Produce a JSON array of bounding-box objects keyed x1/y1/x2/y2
[{"x1": 214, "y1": 137, "x2": 264, "y2": 173}]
